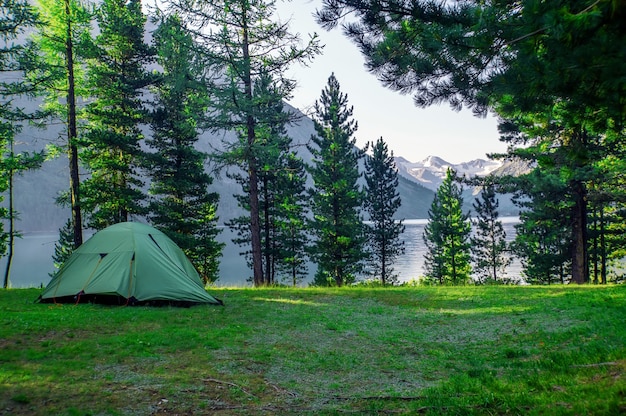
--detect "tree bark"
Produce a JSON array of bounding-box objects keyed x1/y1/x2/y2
[
  {"x1": 570, "y1": 179, "x2": 588, "y2": 284},
  {"x1": 66, "y1": 0, "x2": 82, "y2": 249},
  {"x1": 600, "y1": 208, "x2": 607, "y2": 284},
  {"x1": 263, "y1": 177, "x2": 271, "y2": 285},
  {"x1": 241, "y1": 15, "x2": 263, "y2": 286},
  {"x1": 248, "y1": 153, "x2": 263, "y2": 286},
  {"x1": 3, "y1": 141, "x2": 15, "y2": 288}
]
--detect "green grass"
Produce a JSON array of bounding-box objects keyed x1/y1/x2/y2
[{"x1": 1, "y1": 286, "x2": 625, "y2": 415}]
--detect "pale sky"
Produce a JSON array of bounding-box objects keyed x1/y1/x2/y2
[{"x1": 276, "y1": 0, "x2": 507, "y2": 164}]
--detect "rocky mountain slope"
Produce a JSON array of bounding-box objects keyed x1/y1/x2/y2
[
  {"x1": 395, "y1": 155, "x2": 530, "y2": 217},
  {"x1": 395, "y1": 155, "x2": 503, "y2": 191}
]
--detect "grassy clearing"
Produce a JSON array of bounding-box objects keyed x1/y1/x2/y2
[{"x1": 1, "y1": 285, "x2": 625, "y2": 415}]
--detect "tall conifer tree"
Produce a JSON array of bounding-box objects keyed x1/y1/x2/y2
[
  {"x1": 1, "y1": 0, "x2": 45, "y2": 288},
  {"x1": 364, "y1": 137, "x2": 404, "y2": 285},
  {"x1": 81, "y1": 0, "x2": 154, "y2": 230},
  {"x1": 146, "y1": 14, "x2": 223, "y2": 283},
  {"x1": 470, "y1": 183, "x2": 510, "y2": 284},
  {"x1": 275, "y1": 152, "x2": 309, "y2": 286},
  {"x1": 226, "y1": 72, "x2": 294, "y2": 285},
  {"x1": 423, "y1": 168, "x2": 471, "y2": 285},
  {"x1": 1, "y1": 0, "x2": 35, "y2": 262},
  {"x1": 227, "y1": 73, "x2": 309, "y2": 285},
  {"x1": 254, "y1": 73, "x2": 291, "y2": 285},
  {"x1": 308, "y1": 73, "x2": 366, "y2": 286},
  {"x1": 31, "y1": 0, "x2": 93, "y2": 248},
  {"x1": 166, "y1": 0, "x2": 320, "y2": 286}
]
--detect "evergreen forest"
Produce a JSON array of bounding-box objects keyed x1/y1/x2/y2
[{"x1": 1, "y1": 0, "x2": 625, "y2": 287}]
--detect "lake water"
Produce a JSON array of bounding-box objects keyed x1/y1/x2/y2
[{"x1": 2, "y1": 217, "x2": 522, "y2": 288}]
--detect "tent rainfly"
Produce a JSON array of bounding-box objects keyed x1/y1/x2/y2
[{"x1": 39, "y1": 222, "x2": 222, "y2": 306}]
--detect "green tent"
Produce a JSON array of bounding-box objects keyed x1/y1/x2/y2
[{"x1": 40, "y1": 222, "x2": 222, "y2": 306}]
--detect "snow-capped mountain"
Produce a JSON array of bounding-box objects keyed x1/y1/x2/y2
[{"x1": 395, "y1": 155, "x2": 503, "y2": 191}]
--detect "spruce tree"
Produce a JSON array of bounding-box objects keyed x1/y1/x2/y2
[
  {"x1": 49, "y1": 218, "x2": 74, "y2": 277},
  {"x1": 166, "y1": 0, "x2": 320, "y2": 286},
  {"x1": 364, "y1": 137, "x2": 404, "y2": 285},
  {"x1": 422, "y1": 193, "x2": 446, "y2": 285},
  {"x1": 226, "y1": 73, "x2": 309, "y2": 285},
  {"x1": 81, "y1": 0, "x2": 154, "y2": 230},
  {"x1": 146, "y1": 14, "x2": 223, "y2": 283},
  {"x1": 255, "y1": 73, "x2": 291, "y2": 285},
  {"x1": 308, "y1": 73, "x2": 366, "y2": 286},
  {"x1": 470, "y1": 183, "x2": 510, "y2": 284},
  {"x1": 274, "y1": 152, "x2": 309, "y2": 286},
  {"x1": 225, "y1": 72, "x2": 291, "y2": 285},
  {"x1": 423, "y1": 168, "x2": 471, "y2": 285}
]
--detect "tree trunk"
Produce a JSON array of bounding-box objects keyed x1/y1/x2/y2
[
  {"x1": 240, "y1": 14, "x2": 263, "y2": 287},
  {"x1": 490, "y1": 228, "x2": 496, "y2": 282},
  {"x1": 248, "y1": 158, "x2": 263, "y2": 286},
  {"x1": 450, "y1": 240, "x2": 457, "y2": 284},
  {"x1": 3, "y1": 142, "x2": 14, "y2": 288},
  {"x1": 263, "y1": 177, "x2": 271, "y2": 285},
  {"x1": 600, "y1": 208, "x2": 607, "y2": 284},
  {"x1": 570, "y1": 179, "x2": 588, "y2": 284},
  {"x1": 569, "y1": 128, "x2": 589, "y2": 285},
  {"x1": 591, "y1": 205, "x2": 598, "y2": 284},
  {"x1": 66, "y1": 0, "x2": 82, "y2": 249},
  {"x1": 381, "y1": 232, "x2": 387, "y2": 285},
  {"x1": 333, "y1": 195, "x2": 343, "y2": 287}
]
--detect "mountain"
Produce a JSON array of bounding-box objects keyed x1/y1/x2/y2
[
  {"x1": 394, "y1": 155, "x2": 532, "y2": 217},
  {"x1": 394, "y1": 155, "x2": 503, "y2": 191}
]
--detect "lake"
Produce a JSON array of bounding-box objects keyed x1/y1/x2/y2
[{"x1": 1, "y1": 217, "x2": 522, "y2": 288}]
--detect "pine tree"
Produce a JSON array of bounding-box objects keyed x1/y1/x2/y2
[
  {"x1": 145, "y1": 14, "x2": 223, "y2": 283},
  {"x1": 223, "y1": 80, "x2": 284, "y2": 283},
  {"x1": 470, "y1": 183, "x2": 510, "y2": 284},
  {"x1": 495, "y1": 104, "x2": 599, "y2": 286},
  {"x1": 588, "y1": 170, "x2": 626, "y2": 284},
  {"x1": 226, "y1": 73, "x2": 307, "y2": 285},
  {"x1": 1, "y1": 0, "x2": 34, "y2": 261},
  {"x1": 274, "y1": 152, "x2": 309, "y2": 286},
  {"x1": 1, "y1": 0, "x2": 45, "y2": 288},
  {"x1": 422, "y1": 193, "x2": 446, "y2": 285},
  {"x1": 317, "y1": 1, "x2": 625, "y2": 122},
  {"x1": 423, "y1": 168, "x2": 471, "y2": 285},
  {"x1": 510, "y1": 169, "x2": 571, "y2": 285},
  {"x1": 308, "y1": 73, "x2": 366, "y2": 286},
  {"x1": 317, "y1": 1, "x2": 626, "y2": 285},
  {"x1": 188, "y1": 202, "x2": 224, "y2": 284},
  {"x1": 49, "y1": 218, "x2": 74, "y2": 277},
  {"x1": 80, "y1": 0, "x2": 155, "y2": 230},
  {"x1": 30, "y1": 0, "x2": 93, "y2": 248},
  {"x1": 364, "y1": 137, "x2": 404, "y2": 285},
  {"x1": 229, "y1": 149, "x2": 309, "y2": 287},
  {"x1": 166, "y1": 0, "x2": 320, "y2": 286},
  {"x1": 254, "y1": 73, "x2": 291, "y2": 285}
]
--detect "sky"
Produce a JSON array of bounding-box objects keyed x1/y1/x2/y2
[{"x1": 275, "y1": 1, "x2": 508, "y2": 164}]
